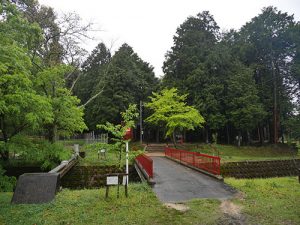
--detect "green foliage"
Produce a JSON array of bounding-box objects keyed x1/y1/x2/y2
[
  {"x1": 225, "y1": 62, "x2": 266, "y2": 131},
  {"x1": 0, "y1": 165, "x2": 16, "y2": 192},
  {"x1": 74, "y1": 43, "x2": 111, "y2": 105},
  {"x1": 3, "y1": 135, "x2": 71, "y2": 170},
  {"x1": 162, "y1": 8, "x2": 300, "y2": 143},
  {"x1": 163, "y1": 11, "x2": 219, "y2": 89},
  {"x1": 0, "y1": 2, "x2": 52, "y2": 159},
  {"x1": 35, "y1": 65, "x2": 87, "y2": 141},
  {"x1": 145, "y1": 88, "x2": 205, "y2": 138},
  {"x1": 95, "y1": 104, "x2": 139, "y2": 167},
  {"x1": 75, "y1": 43, "x2": 158, "y2": 129},
  {"x1": 226, "y1": 177, "x2": 300, "y2": 225},
  {"x1": 236, "y1": 6, "x2": 298, "y2": 142},
  {"x1": 81, "y1": 142, "x2": 143, "y2": 166},
  {"x1": 97, "y1": 104, "x2": 138, "y2": 141}
]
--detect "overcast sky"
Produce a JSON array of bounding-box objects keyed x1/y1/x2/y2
[{"x1": 39, "y1": 0, "x2": 300, "y2": 77}]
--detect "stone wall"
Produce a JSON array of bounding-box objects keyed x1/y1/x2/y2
[
  {"x1": 61, "y1": 165, "x2": 139, "y2": 189},
  {"x1": 221, "y1": 159, "x2": 300, "y2": 178}
]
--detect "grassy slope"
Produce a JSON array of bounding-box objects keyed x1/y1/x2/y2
[
  {"x1": 79, "y1": 142, "x2": 144, "y2": 166},
  {"x1": 0, "y1": 177, "x2": 299, "y2": 225},
  {"x1": 226, "y1": 177, "x2": 300, "y2": 225},
  {"x1": 190, "y1": 144, "x2": 299, "y2": 162},
  {"x1": 0, "y1": 184, "x2": 220, "y2": 225}
]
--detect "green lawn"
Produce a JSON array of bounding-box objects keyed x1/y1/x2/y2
[
  {"x1": 190, "y1": 144, "x2": 299, "y2": 162},
  {"x1": 78, "y1": 142, "x2": 144, "y2": 167},
  {"x1": 226, "y1": 177, "x2": 300, "y2": 225},
  {"x1": 0, "y1": 177, "x2": 299, "y2": 225},
  {"x1": 0, "y1": 183, "x2": 221, "y2": 225}
]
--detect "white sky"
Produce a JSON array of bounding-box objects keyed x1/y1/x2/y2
[{"x1": 39, "y1": 0, "x2": 300, "y2": 77}]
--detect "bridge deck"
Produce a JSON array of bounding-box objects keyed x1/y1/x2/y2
[{"x1": 152, "y1": 157, "x2": 235, "y2": 203}]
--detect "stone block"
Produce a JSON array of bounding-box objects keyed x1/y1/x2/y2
[{"x1": 11, "y1": 173, "x2": 60, "y2": 204}]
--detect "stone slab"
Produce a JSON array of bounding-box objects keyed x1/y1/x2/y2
[{"x1": 11, "y1": 173, "x2": 60, "y2": 204}]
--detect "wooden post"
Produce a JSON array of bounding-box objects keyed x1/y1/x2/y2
[{"x1": 105, "y1": 186, "x2": 109, "y2": 198}]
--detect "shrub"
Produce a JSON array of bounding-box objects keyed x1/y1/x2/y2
[
  {"x1": 0, "y1": 165, "x2": 16, "y2": 192},
  {"x1": 7, "y1": 135, "x2": 71, "y2": 170}
]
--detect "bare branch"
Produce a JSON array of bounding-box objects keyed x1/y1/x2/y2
[{"x1": 80, "y1": 86, "x2": 105, "y2": 108}]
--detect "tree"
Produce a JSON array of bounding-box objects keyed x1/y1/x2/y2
[
  {"x1": 237, "y1": 6, "x2": 297, "y2": 143},
  {"x1": 145, "y1": 88, "x2": 205, "y2": 146},
  {"x1": 97, "y1": 104, "x2": 139, "y2": 167},
  {"x1": 74, "y1": 43, "x2": 111, "y2": 107},
  {"x1": 75, "y1": 43, "x2": 158, "y2": 129},
  {"x1": 0, "y1": 1, "x2": 52, "y2": 159},
  {"x1": 35, "y1": 65, "x2": 87, "y2": 142},
  {"x1": 163, "y1": 11, "x2": 219, "y2": 90},
  {"x1": 225, "y1": 62, "x2": 266, "y2": 147}
]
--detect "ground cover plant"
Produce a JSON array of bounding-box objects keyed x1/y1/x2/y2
[
  {"x1": 0, "y1": 177, "x2": 299, "y2": 225},
  {"x1": 226, "y1": 177, "x2": 300, "y2": 225},
  {"x1": 78, "y1": 143, "x2": 142, "y2": 167},
  {"x1": 0, "y1": 183, "x2": 221, "y2": 225},
  {"x1": 189, "y1": 144, "x2": 299, "y2": 162}
]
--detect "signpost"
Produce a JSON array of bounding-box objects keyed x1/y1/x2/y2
[
  {"x1": 123, "y1": 128, "x2": 133, "y2": 185},
  {"x1": 105, "y1": 173, "x2": 128, "y2": 198}
]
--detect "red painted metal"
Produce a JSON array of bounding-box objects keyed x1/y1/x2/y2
[
  {"x1": 165, "y1": 147, "x2": 221, "y2": 175},
  {"x1": 136, "y1": 154, "x2": 153, "y2": 178},
  {"x1": 123, "y1": 128, "x2": 133, "y2": 140}
]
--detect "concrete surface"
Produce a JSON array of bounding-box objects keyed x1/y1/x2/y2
[
  {"x1": 152, "y1": 157, "x2": 235, "y2": 203},
  {"x1": 11, "y1": 173, "x2": 60, "y2": 204}
]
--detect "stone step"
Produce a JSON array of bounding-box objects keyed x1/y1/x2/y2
[{"x1": 145, "y1": 144, "x2": 175, "y2": 152}]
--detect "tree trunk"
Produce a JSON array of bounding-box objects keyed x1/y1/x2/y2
[
  {"x1": 226, "y1": 124, "x2": 230, "y2": 145},
  {"x1": 156, "y1": 128, "x2": 159, "y2": 143},
  {"x1": 267, "y1": 123, "x2": 270, "y2": 143},
  {"x1": 281, "y1": 125, "x2": 284, "y2": 144},
  {"x1": 205, "y1": 127, "x2": 209, "y2": 144},
  {"x1": 247, "y1": 130, "x2": 251, "y2": 145},
  {"x1": 48, "y1": 124, "x2": 57, "y2": 143},
  {"x1": 237, "y1": 131, "x2": 242, "y2": 148},
  {"x1": 271, "y1": 56, "x2": 279, "y2": 144},
  {"x1": 258, "y1": 126, "x2": 264, "y2": 145},
  {"x1": 172, "y1": 131, "x2": 177, "y2": 148}
]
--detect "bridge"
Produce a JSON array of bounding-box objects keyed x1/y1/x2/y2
[{"x1": 135, "y1": 145, "x2": 235, "y2": 203}]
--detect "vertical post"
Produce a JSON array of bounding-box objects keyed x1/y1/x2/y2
[
  {"x1": 126, "y1": 141, "x2": 129, "y2": 185},
  {"x1": 74, "y1": 144, "x2": 79, "y2": 156},
  {"x1": 193, "y1": 153, "x2": 195, "y2": 167},
  {"x1": 140, "y1": 100, "x2": 143, "y2": 145}
]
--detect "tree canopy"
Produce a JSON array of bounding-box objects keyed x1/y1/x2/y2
[{"x1": 145, "y1": 88, "x2": 205, "y2": 142}]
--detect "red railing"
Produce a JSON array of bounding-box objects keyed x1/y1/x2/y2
[
  {"x1": 165, "y1": 147, "x2": 221, "y2": 175},
  {"x1": 136, "y1": 154, "x2": 153, "y2": 178}
]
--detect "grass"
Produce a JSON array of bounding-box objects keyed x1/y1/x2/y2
[
  {"x1": 58, "y1": 139, "x2": 86, "y2": 147},
  {"x1": 0, "y1": 183, "x2": 221, "y2": 225},
  {"x1": 0, "y1": 177, "x2": 299, "y2": 224},
  {"x1": 79, "y1": 142, "x2": 144, "y2": 167},
  {"x1": 226, "y1": 176, "x2": 300, "y2": 225},
  {"x1": 190, "y1": 144, "x2": 299, "y2": 162}
]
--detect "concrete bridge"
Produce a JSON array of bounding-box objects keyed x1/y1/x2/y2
[{"x1": 137, "y1": 144, "x2": 235, "y2": 203}]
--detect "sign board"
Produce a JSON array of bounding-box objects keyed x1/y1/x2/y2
[
  {"x1": 106, "y1": 176, "x2": 118, "y2": 185},
  {"x1": 123, "y1": 128, "x2": 133, "y2": 140}
]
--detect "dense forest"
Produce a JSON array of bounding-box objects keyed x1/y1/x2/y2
[
  {"x1": 1, "y1": 0, "x2": 300, "y2": 152},
  {"x1": 74, "y1": 7, "x2": 300, "y2": 145}
]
